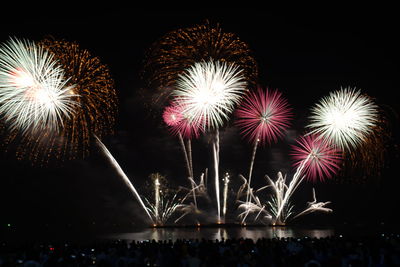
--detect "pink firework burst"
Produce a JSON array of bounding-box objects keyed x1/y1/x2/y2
[
  {"x1": 291, "y1": 134, "x2": 342, "y2": 182},
  {"x1": 235, "y1": 87, "x2": 292, "y2": 145},
  {"x1": 163, "y1": 105, "x2": 183, "y2": 127},
  {"x1": 162, "y1": 100, "x2": 203, "y2": 139}
]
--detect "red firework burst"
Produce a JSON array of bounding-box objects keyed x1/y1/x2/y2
[
  {"x1": 162, "y1": 100, "x2": 203, "y2": 139},
  {"x1": 235, "y1": 87, "x2": 292, "y2": 145},
  {"x1": 291, "y1": 134, "x2": 342, "y2": 182}
]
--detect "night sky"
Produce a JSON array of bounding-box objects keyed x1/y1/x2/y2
[{"x1": 1, "y1": 7, "x2": 399, "y2": 239}]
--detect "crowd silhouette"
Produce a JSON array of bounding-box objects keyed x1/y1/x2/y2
[{"x1": 2, "y1": 233, "x2": 400, "y2": 266}]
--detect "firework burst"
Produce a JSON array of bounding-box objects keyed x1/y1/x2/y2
[
  {"x1": 173, "y1": 60, "x2": 246, "y2": 129},
  {"x1": 142, "y1": 21, "x2": 258, "y2": 108},
  {"x1": 235, "y1": 87, "x2": 292, "y2": 218},
  {"x1": 236, "y1": 87, "x2": 292, "y2": 145},
  {"x1": 162, "y1": 100, "x2": 203, "y2": 139},
  {"x1": 0, "y1": 37, "x2": 77, "y2": 135},
  {"x1": 1, "y1": 38, "x2": 117, "y2": 163},
  {"x1": 37, "y1": 38, "x2": 118, "y2": 161},
  {"x1": 308, "y1": 87, "x2": 378, "y2": 151},
  {"x1": 172, "y1": 59, "x2": 246, "y2": 222},
  {"x1": 144, "y1": 173, "x2": 181, "y2": 225},
  {"x1": 291, "y1": 134, "x2": 342, "y2": 182},
  {"x1": 163, "y1": 101, "x2": 203, "y2": 208}
]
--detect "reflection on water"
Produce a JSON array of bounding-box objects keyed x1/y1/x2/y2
[{"x1": 104, "y1": 227, "x2": 334, "y2": 241}]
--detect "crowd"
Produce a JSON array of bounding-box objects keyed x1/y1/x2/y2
[{"x1": 1, "y1": 234, "x2": 400, "y2": 266}]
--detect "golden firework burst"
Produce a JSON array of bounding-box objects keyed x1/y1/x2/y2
[
  {"x1": 1, "y1": 38, "x2": 118, "y2": 165},
  {"x1": 141, "y1": 20, "x2": 258, "y2": 114}
]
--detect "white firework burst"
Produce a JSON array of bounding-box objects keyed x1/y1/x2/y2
[
  {"x1": 0, "y1": 37, "x2": 77, "y2": 134},
  {"x1": 307, "y1": 87, "x2": 378, "y2": 151},
  {"x1": 173, "y1": 60, "x2": 246, "y2": 129}
]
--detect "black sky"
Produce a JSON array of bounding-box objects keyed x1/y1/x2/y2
[{"x1": 1, "y1": 7, "x2": 399, "y2": 239}]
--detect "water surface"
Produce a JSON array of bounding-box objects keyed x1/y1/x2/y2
[{"x1": 103, "y1": 226, "x2": 335, "y2": 241}]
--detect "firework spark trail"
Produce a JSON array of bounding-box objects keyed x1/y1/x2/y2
[
  {"x1": 204, "y1": 168, "x2": 208, "y2": 189},
  {"x1": 245, "y1": 136, "x2": 260, "y2": 208},
  {"x1": 179, "y1": 173, "x2": 210, "y2": 205},
  {"x1": 174, "y1": 202, "x2": 200, "y2": 223},
  {"x1": 291, "y1": 188, "x2": 332, "y2": 221},
  {"x1": 236, "y1": 175, "x2": 248, "y2": 200},
  {"x1": 163, "y1": 103, "x2": 199, "y2": 208},
  {"x1": 213, "y1": 130, "x2": 221, "y2": 222},
  {"x1": 187, "y1": 139, "x2": 193, "y2": 178},
  {"x1": 145, "y1": 193, "x2": 181, "y2": 225},
  {"x1": 237, "y1": 188, "x2": 272, "y2": 223},
  {"x1": 177, "y1": 133, "x2": 196, "y2": 207},
  {"x1": 154, "y1": 177, "x2": 160, "y2": 221},
  {"x1": 177, "y1": 133, "x2": 192, "y2": 181},
  {"x1": 265, "y1": 172, "x2": 294, "y2": 224},
  {"x1": 274, "y1": 156, "x2": 308, "y2": 223},
  {"x1": 222, "y1": 172, "x2": 230, "y2": 221},
  {"x1": 0, "y1": 38, "x2": 77, "y2": 134},
  {"x1": 95, "y1": 136, "x2": 153, "y2": 223}
]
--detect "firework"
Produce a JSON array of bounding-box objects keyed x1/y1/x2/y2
[
  {"x1": 338, "y1": 106, "x2": 392, "y2": 183},
  {"x1": 174, "y1": 202, "x2": 201, "y2": 224},
  {"x1": 179, "y1": 174, "x2": 210, "y2": 203},
  {"x1": 173, "y1": 59, "x2": 246, "y2": 222},
  {"x1": 265, "y1": 172, "x2": 293, "y2": 225},
  {"x1": 144, "y1": 173, "x2": 181, "y2": 225},
  {"x1": 222, "y1": 172, "x2": 230, "y2": 221},
  {"x1": 162, "y1": 100, "x2": 203, "y2": 139},
  {"x1": 163, "y1": 103, "x2": 192, "y2": 178},
  {"x1": 38, "y1": 38, "x2": 118, "y2": 161},
  {"x1": 1, "y1": 38, "x2": 117, "y2": 163},
  {"x1": 291, "y1": 188, "x2": 332, "y2": 221},
  {"x1": 236, "y1": 88, "x2": 292, "y2": 145},
  {"x1": 308, "y1": 87, "x2": 378, "y2": 151},
  {"x1": 141, "y1": 20, "x2": 258, "y2": 109},
  {"x1": 154, "y1": 176, "x2": 160, "y2": 220},
  {"x1": 95, "y1": 136, "x2": 153, "y2": 223},
  {"x1": 235, "y1": 87, "x2": 292, "y2": 214},
  {"x1": 237, "y1": 185, "x2": 272, "y2": 223},
  {"x1": 174, "y1": 60, "x2": 246, "y2": 129},
  {"x1": 271, "y1": 133, "x2": 341, "y2": 222},
  {"x1": 239, "y1": 171, "x2": 333, "y2": 225},
  {"x1": 163, "y1": 101, "x2": 204, "y2": 208},
  {"x1": 0, "y1": 37, "x2": 77, "y2": 134},
  {"x1": 212, "y1": 131, "x2": 221, "y2": 222},
  {"x1": 145, "y1": 193, "x2": 181, "y2": 226},
  {"x1": 291, "y1": 134, "x2": 342, "y2": 182}
]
